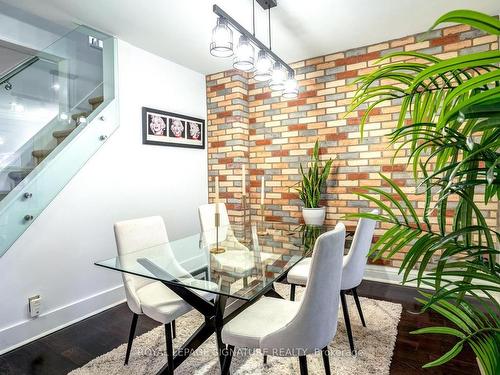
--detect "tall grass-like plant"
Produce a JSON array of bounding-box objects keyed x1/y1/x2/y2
[
  {"x1": 346, "y1": 10, "x2": 500, "y2": 374},
  {"x1": 295, "y1": 140, "x2": 333, "y2": 208}
]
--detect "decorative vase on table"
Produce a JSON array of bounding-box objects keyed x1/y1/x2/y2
[
  {"x1": 293, "y1": 139, "x2": 333, "y2": 227},
  {"x1": 302, "y1": 207, "x2": 326, "y2": 226}
]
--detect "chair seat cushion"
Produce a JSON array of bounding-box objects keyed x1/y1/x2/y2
[
  {"x1": 212, "y1": 250, "x2": 256, "y2": 274},
  {"x1": 138, "y1": 281, "x2": 215, "y2": 324},
  {"x1": 221, "y1": 296, "x2": 300, "y2": 349},
  {"x1": 286, "y1": 257, "x2": 311, "y2": 286}
]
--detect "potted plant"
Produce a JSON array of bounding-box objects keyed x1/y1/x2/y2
[
  {"x1": 346, "y1": 10, "x2": 500, "y2": 374},
  {"x1": 294, "y1": 140, "x2": 333, "y2": 226}
]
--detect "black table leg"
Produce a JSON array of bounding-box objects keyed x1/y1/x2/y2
[{"x1": 214, "y1": 294, "x2": 228, "y2": 368}]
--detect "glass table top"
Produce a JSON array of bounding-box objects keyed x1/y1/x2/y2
[{"x1": 95, "y1": 223, "x2": 348, "y2": 301}]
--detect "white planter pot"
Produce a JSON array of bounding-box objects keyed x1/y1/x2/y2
[{"x1": 302, "y1": 207, "x2": 326, "y2": 226}]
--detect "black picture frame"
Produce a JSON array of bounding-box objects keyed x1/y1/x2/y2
[{"x1": 142, "y1": 107, "x2": 205, "y2": 149}]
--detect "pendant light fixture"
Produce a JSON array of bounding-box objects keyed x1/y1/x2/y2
[
  {"x1": 210, "y1": 17, "x2": 233, "y2": 57},
  {"x1": 254, "y1": 50, "x2": 273, "y2": 81},
  {"x1": 270, "y1": 62, "x2": 286, "y2": 91},
  {"x1": 210, "y1": 1, "x2": 296, "y2": 99},
  {"x1": 233, "y1": 35, "x2": 255, "y2": 71},
  {"x1": 283, "y1": 71, "x2": 298, "y2": 98}
]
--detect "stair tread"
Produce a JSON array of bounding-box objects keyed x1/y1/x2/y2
[
  {"x1": 32, "y1": 149, "x2": 53, "y2": 157},
  {"x1": 53, "y1": 127, "x2": 76, "y2": 138},
  {"x1": 71, "y1": 112, "x2": 90, "y2": 121},
  {"x1": 88, "y1": 96, "x2": 104, "y2": 105}
]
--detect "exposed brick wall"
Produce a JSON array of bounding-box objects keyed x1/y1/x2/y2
[{"x1": 206, "y1": 23, "x2": 499, "y2": 268}]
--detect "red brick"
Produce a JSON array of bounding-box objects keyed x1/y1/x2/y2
[
  {"x1": 250, "y1": 169, "x2": 264, "y2": 176},
  {"x1": 337, "y1": 70, "x2": 359, "y2": 79},
  {"x1": 272, "y1": 150, "x2": 289, "y2": 157},
  {"x1": 287, "y1": 99, "x2": 307, "y2": 107},
  {"x1": 219, "y1": 157, "x2": 233, "y2": 164},
  {"x1": 217, "y1": 111, "x2": 232, "y2": 118},
  {"x1": 288, "y1": 124, "x2": 307, "y2": 131},
  {"x1": 430, "y1": 34, "x2": 459, "y2": 47},
  {"x1": 255, "y1": 92, "x2": 271, "y2": 100},
  {"x1": 255, "y1": 139, "x2": 272, "y2": 146},
  {"x1": 335, "y1": 51, "x2": 380, "y2": 66},
  {"x1": 211, "y1": 141, "x2": 225, "y2": 148},
  {"x1": 348, "y1": 173, "x2": 369, "y2": 180},
  {"x1": 299, "y1": 90, "x2": 317, "y2": 99},
  {"x1": 326, "y1": 133, "x2": 348, "y2": 141},
  {"x1": 347, "y1": 117, "x2": 360, "y2": 125},
  {"x1": 209, "y1": 84, "x2": 225, "y2": 92},
  {"x1": 381, "y1": 165, "x2": 406, "y2": 172}
]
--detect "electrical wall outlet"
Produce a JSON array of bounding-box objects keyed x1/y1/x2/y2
[{"x1": 28, "y1": 295, "x2": 41, "y2": 318}]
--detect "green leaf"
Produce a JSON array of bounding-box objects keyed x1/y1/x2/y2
[{"x1": 431, "y1": 10, "x2": 500, "y2": 35}]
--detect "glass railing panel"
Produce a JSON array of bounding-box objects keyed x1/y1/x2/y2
[{"x1": 0, "y1": 27, "x2": 118, "y2": 256}]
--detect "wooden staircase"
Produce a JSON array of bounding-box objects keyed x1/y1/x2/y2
[
  {"x1": 30, "y1": 96, "x2": 103, "y2": 165},
  {"x1": 1, "y1": 96, "x2": 104, "y2": 199}
]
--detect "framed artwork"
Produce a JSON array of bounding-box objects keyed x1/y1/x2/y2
[{"x1": 142, "y1": 107, "x2": 205, "y2": 149}]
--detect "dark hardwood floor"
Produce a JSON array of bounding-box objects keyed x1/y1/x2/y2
[{"x1": 0, "y1": 280, "x2": 480, "y2": 375}]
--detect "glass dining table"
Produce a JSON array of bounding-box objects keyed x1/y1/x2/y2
[{"x1": 95, "y1": 222, "x2": 349, "y2": 374}]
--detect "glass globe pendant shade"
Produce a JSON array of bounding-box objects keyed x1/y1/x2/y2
[
  {"x1": 282, "y1": 72, "x2": 298, "y2": 99},
  {"x1": 233, "y1": 35, "x2": 255, "y2": 71},
  {"x1": 254, "y1": 50, "x2": 273, "y2": 81},
  {"x1": 269, "y1": 62, "x2": 286, "y2": 91},
  {"x1": 210, "y1": 17, "x2": 233, "y2": 57}
]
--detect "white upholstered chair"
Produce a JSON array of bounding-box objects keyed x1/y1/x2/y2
[
  {"x1": 220, "y1": 223, "x2": 346, "y2": 375},
  {"x1": 198, "y1": 203, "x2": 258, "y2": 286},
  {"x1": 286, "y1": 210, "x2": 378, "y2": 354},
  {"x1": 114, "y1": 216, "x2": 214, "y2": 372}
]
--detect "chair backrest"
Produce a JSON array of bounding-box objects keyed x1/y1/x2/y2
[
  {"x1": 198, "y1": 203, "x2": 231, "y2": 245},
  {"x1": 260, "y1": 223, "x2": 345, "y2": 354},
  {"x1": 341, "y1": 209, "x2": 378, "y2": 290},
  {"x1": 114, "y1": 216, "x2": 169, "y2": 314}
]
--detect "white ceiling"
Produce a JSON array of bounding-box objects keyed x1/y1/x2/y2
[{"x1": 6, "y1": 0, "x2": 500, "y2": 75}]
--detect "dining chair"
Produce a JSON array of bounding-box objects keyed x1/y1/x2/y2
[
  {"x1": 286, "y1": 210, "x2": 379, "y2": 354},
  {"x1": 114, "y1": 216, "x2": 214, "y2": 373},
  {"x1": 220, "y1": 223, "x2": 346, "y2": 375},
  {"x1": 198, "y1": 203, "x2": 257, "y2": 286}
]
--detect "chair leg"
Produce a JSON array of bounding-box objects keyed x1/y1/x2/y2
[
  {"x1": 321, "y1": 347, "x2": 331, "y2": 375},
  {"x1": 221, "y1": 345, "x2": 234, "y2": 375},
  {"x1": 164, "y1": 323, "x2": 174, "y2": 375},
  {"x1": 290, "y1": 284, "x2": 296, "y2": 301},
  {"x1": 263, "y1": 354, "x2": 267, "y2": 364},
  {"x1": 340, "y1": 290, "x2": 356, "y2": 355},
  {"x1": 298, "y1": 355, "x2": 308, "y2": 375},
  {"x1": 124, "y1": 313, "x2": 138, "y2": 365},
  {"x1": 243, "y1": 277, "x2": 248, "y2": 288},
  {"x1": 171, "y1": 319, "x2": 177, "y2": 339},
  {"x1": 351, "y1": 288, "x2": 366, "y2": 327}
]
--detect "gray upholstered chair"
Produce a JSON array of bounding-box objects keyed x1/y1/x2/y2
[
  {"x1": 114, "y1": 216, "x2": 214, "y2": 373},
  {"x1": 220, "y1": 223, "x2": 346, "y2": 375},
  {"x1": 287, "y1": 210, "x2": 378, "y2": 354}
]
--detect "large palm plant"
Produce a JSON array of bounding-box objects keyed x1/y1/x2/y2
[{"x1": 346, "y1": 10, "x2": 500, "y2": 374}]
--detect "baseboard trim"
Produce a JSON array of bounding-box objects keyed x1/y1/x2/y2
[
  {"x1": 364, "y1": 264, "x2": 418, "y2": 287},
  {"x1": 0, "y1": 285, "x2": 125, "y2": 355}
]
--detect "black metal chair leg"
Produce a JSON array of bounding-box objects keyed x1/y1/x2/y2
[
  {"x1": 263, "y1": 354, "x2": 267, "y2": 364},
  {"x1": 165, "y1": 323, "x2": 174, "y2": 375},
  {"x1": 290, "y1": 284, "x2": 296, "y2": 301},
  {"x1": 221, "y1": 345, "x2": 234, "y2": 375},
  {"x1": 171, "y1": 319, "x2": 177, "y2": 339},
  {"x1": 322, "y1": 347, "x2": 331, "y2": 375},
  {"x1": 352, "y1": 288, "x2": 366, "y2": 327},
  {"x1": 298, "y1": 355, "x2": 308, "y2": 375},
  {"x1": 340, "y1": 290, "x2": 356, "y2": 355},
  {"x1": 124, "y1": 313, "x2": 138, "y2": 365}
]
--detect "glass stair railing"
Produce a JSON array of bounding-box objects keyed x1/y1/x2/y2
[{"x1": 0, "y1": 25, "x2": 119, "y2": 256}]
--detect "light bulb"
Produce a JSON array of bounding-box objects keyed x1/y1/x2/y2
[
  {"x1": 210, "y1": 17, "x2": 233, "y2": 57},
  {"x1": 52, "y1": 83, "x2": 60, "y2": 91},
  {"x1": 233, "y1": 35, "x2": 254, "y2": 71},
  {"x1": 282, "y1": 72, "x2": 298, "y2": 99},
  {"x1": 269, "y1": 62, "x2": 286, "y2": 91},
  {"x1": 254, "y1": 50, "x2": 273, "y2": 81}
]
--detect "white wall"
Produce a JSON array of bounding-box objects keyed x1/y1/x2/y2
[{"x1": 0, "y1": 39, "x2": 208, "y2": 353}]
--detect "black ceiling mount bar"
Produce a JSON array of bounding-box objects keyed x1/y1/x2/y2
[
  {"x1": 256, "y1": 0, "x2": 277, "y2": 10},
  {"x1": 213, "y1": 4, "x2": 293, "y2": 75}
]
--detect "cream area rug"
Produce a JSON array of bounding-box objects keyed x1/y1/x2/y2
[{"x1": 69, "y1": 283, "x2": 402, "y2": 375}]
